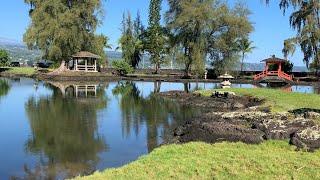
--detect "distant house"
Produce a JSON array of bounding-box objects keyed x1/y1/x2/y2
[{"x1": 71, "y1": 51, "x2": 101, "y2": 72}]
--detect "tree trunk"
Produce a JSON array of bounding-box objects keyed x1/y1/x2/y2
[
  {"x1": 241, "y1": 52, "x2": 245, "y2": 74},
  {"x1": 49, "y1": 61, "x2": 68, "y2": 75},
  {"x1": 183, "y1": 61, "x2": 192, "y2": 78},
  {"x1": 154, "y1": 63, "x2": 160, "y2": 74}
]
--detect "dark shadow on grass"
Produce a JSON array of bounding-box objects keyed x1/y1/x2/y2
[
  {"x1": 289, "y1": 108, "x2": 320, "y2": 115},
  {"x1": 0, "y1": 68, "x2": 10, "y2": 72}
]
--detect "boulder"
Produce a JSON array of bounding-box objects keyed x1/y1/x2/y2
[
  {"x1": 290, "y1": 125, "x2": 320, "y2": 151},
  {"x1": 256, "y1": 118, "x2": 316, "y2": 140}
]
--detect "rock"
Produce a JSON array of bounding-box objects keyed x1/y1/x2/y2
[
  {"x1": 177, "y1": 121, "x2": 264, "y2": 144},
  {"x1": 290, "y1": 125, "x2": 320, "y2": 151},
  {"x1": 274, "y1": 112, "x2": 294, "y2": 120},
  {"x1": 257, "y1": 118, "x2": 316, "y2": 140},
  {"x1": 221, "y1": 111, "x2": 270, "y2": 122},
  {"x1": 211, "y1": 91, "x2": 236, "y2": 98},
  {"x1": 304, "y1": 112, "x2": 320, "y2": 119},
  {"x1": 174, "y1": 127, "x2": 185, "y2": 136}
]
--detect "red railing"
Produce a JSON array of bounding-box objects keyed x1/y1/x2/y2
[
  {"x1": 254, "y1": 71, "x2": 293, "y2": 81},
  {"x1": 279, "y1": 71, "x2": 293, "y2": 81},
  {"x1": 253, "y1": 71, "x2": 267, "y2": 80}
]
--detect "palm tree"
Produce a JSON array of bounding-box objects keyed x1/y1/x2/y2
[{"x1": 237, "y1": 38, "x2": 256, "y2": 73}]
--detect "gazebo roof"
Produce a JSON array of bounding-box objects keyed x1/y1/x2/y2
[
  {"x1": 72, "y1": 51, "x2": 101, "y2": 59},
  {"x1": 261, "y1": 57, "x2": 288, "y2": 63}
]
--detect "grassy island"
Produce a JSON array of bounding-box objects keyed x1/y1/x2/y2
[
  {"x1": 73, "y1": 89, "x2": 320, "y2": 180},
  {"x1": 197, "y1": 88, "x2": 320, "y2": 113}
]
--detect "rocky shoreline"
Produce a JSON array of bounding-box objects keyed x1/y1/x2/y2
[{"x1": 156, "y1": 91, "x2": 320, "y2": 151}]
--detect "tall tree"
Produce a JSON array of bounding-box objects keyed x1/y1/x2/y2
[
  {"x1": 263, "y1": 0, "x2": 320, "y2": 74},
  {"x1": 118, "y1": 11, "x2": 145, "y2": 68},
  {"x1": 0, "y1": 48, "x2": 9, "y2": 66},
  {"x1": 23, "y1": 0, "x2": 106, "y2": 72},
  {"x1": 147, "y1": 0, "x2": 165, "y2": 74},
  {"x1": 166, "y1": 0, "x2": 253, "y2": 77},
  {"x1": 237, "y1": 37, "x2": 256, "y2": 73},
  {"x1": 118, "y1": 12, "x2": 135, "y2": 65}
]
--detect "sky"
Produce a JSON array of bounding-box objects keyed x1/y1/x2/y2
[{"x1": 0, "y1": 0, "x2": 305, "y2": 66}]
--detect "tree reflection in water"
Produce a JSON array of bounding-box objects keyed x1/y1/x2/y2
[
  {"x1": 112, "y1": 81, "x2": 202, "y2": 152},
  {"x1": 0, "y1": 79, "x2": 10, "y2": 100},
  {"x1": 21, "y1": 83, "x2": 109, "y2": 179}
]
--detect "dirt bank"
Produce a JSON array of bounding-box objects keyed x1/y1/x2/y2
[{"x1": 157, "y1": 91, "x2": 320, "y2": 151}]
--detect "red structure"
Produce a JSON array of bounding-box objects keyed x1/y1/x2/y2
[{"x1": 254, "y1": 57, "x2": 293, "y2": 82}]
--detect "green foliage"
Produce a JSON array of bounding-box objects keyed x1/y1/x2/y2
[
  {"x1": 90, "y1": 34, "x2": 112, "y2": 66},
  {"x1": 197, "y1": 88, "x2": 320, "y2": 113},
  {"x1": 73, "y1": 141, "x2": 320, "y2": 179},
  {"x1": 118, "y1": 12, "x2": 145, "y2": 68},
  {"x1": 0, "y1": 48, "x2": 10, "y2": 66},
  {"x1": 269, "y1": 61, "x2": 294, "y2": 73},
  {"x1": 146, "y1": 0, "x2": 165, "y2": 74},
  {"x1": 282, "y1": 38, "x2": 297, "y2": 59},
  {"x1": 112, "y1": 60, "x2": 134, "y2": 76},
  {"x1": 23, "y1": 0, "x2": 105, "y2": 64},
  {"x1": 166, "y1": 0, "x2": 253, "y2": 77}
]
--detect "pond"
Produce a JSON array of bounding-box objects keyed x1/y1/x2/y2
[{"x1": 0, "y1": 78, "x2": 319, "y2": 179}]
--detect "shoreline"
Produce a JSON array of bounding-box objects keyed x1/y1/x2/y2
[{"x1": 0, "y1": 72, "x2": 318, "y2": 86}]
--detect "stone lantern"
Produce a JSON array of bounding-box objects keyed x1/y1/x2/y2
[{"x1": 218, "y1": 73, "x2": 234, "y2": 88}]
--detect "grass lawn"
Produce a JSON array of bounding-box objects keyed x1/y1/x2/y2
[
  {"x1": 196, "y1": 88, "x2": 320, "y2": 113},
  {"x1": 0, "y1": 67, "x2": 53, "y2": 76},
  {"x1": 73, "y1": 141, "x2": 320, "y2": 180}
]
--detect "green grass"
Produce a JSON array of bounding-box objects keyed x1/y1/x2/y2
[
  {"x1": 73, "y1": 141, "x2": 320, "y2": 180},
  {"x1": 0, "y1": 67, "x2": 54, "y2": 76},
  {"x1": 196, "y1": 88, "x2": 320, "y2": 113}
]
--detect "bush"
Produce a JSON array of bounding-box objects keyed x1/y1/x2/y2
[
  {"x1": 0, "y1": 48, "x2": 9, "y2": 66},
  {"x1": 112, "y1": 60, "x2": 134, "y2": 76}
]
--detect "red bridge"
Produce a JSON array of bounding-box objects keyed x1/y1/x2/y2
[{"x1": 254, "y1": 57, "x2": 293, "y2": 83}]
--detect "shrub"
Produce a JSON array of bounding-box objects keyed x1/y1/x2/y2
[{"x1": 112, "y1": 60, "x2": 134, "y2": 76}]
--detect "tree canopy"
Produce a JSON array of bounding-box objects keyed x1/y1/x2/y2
[
  {"x1": 23, "y1": 0, "x2": 107, "y2": 65},
  {"x1": 166, "y1": 0, "x2": 253, "y2": 76}
]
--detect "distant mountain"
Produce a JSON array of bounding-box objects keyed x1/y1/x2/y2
[
  {"x1": 0, "y1": 40, "x2": 309, "y2": 72},
  {"x1": 241, "y1": 62, "x2": 309, "y2": 72},
  {"x1": 0, "y1": 37, "x2": 24, "y2": 46}
]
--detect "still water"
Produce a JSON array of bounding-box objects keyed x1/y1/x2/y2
[{"x1": 0, "y1": 78, "x2": 319, "y2": 179}]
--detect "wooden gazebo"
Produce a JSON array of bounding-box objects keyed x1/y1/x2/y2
[
  {"x1": 254, "y1": 57, "x2": 293, "y2": 82},
  {"x1": 72, "y1": 51, "x2": 101, "y2": 72}
]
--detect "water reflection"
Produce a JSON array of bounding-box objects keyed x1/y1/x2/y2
[
  {"x1": 0, "y1": 79, "x2": 10, "y2": 100},
  {"x1": 112, "y1": 81, "x2": 202, "y2": 152},
  {"x1": 22, "y1": 83, "x2": 108, "y2": 179},
  {"x1": 2, "y1": 78, "x2": 320, "y2": 179},
  {"x1": 255, "y1": 82, "x2": 292, "y2": 92}
]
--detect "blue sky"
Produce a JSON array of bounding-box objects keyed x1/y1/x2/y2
[{"x1": 0, "y1": 0, "x2": 304, "y2": 66}]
